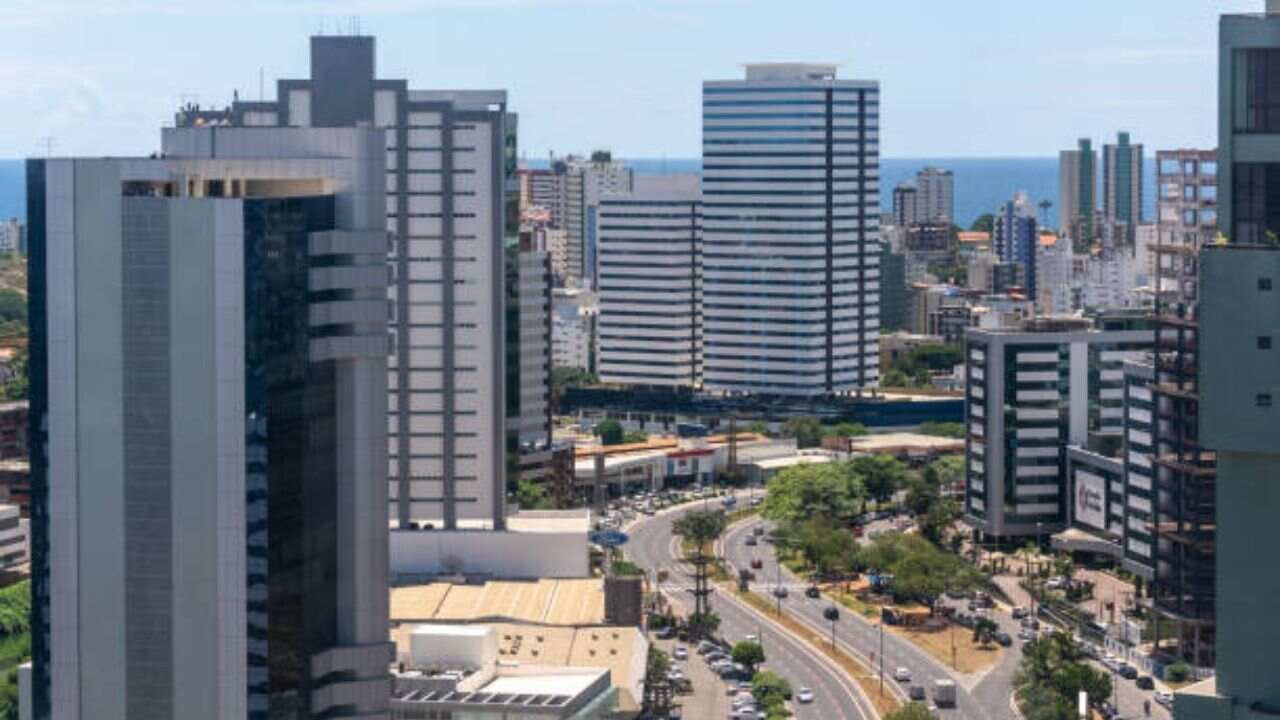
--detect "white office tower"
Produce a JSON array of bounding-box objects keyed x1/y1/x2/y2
[
  {"x1": 596, "y1": 175, "x2": 702, "y2": 388},
  {"x1": 25, "y1": 126, "x2": 392, "y2": 719},
  {"x1": 173, "y1": 37, "x2": 513, "y2": 531},
  {"x1": 916, "y1": 166, "x2": 955, "y2": 225},
  {"x1": 701, "y1": 63, "x2": 881, "y2": 396}
]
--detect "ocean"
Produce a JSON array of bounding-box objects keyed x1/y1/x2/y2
[{"x1": 0, "y1": 156, "x2": 1157, "y2": 229}]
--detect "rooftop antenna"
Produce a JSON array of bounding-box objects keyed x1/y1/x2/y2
[{"x1": 38, "y1": 137, "x2": 56, "y2": 158}]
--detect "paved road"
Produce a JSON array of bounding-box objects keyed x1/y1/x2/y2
[
  {"x1": 627, "y1": 503, "x2": 877, "y2": 720},
  {"x1": 722, "y1": 518, "x2": 1021, "y2": 720}
]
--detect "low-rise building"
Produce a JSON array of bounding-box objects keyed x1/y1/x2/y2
[
  {"x1": 553, "y1": 288, "x2": 598, "y2": 372},
  {"x1": 390, "y1": 624, "x2": 639, "y2": 719},
  {"x1": 824, "y1": 431, "x2": 964, "y2": 462},
  {"x1": 390, "y1": 510, "x2": 593, "y2": 581}
]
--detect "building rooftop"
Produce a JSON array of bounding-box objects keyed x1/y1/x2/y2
[
  {"x1": 391, "y1": 578, "x2": 607, "y2": 626},
  {"x1": 846, "y1": 432, "x2": 966, "y2": 455},
  {"x1": 751, "y1": 453, "x2": 834, "y2": 471}
]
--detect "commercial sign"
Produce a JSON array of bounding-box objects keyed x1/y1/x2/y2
[{"x1": 1074, "y1": 471, "x2": 1107, "y2": 530}]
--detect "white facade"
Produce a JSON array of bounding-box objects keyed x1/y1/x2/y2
[
  {"x1": 0, "y1": 219, "x2": 21, "y2": 254},
  {"x1": 552, "y1": 288, "x2": 596, "y2": 372},
  {"x1": 916, "y1": 166, "x2": 954, "y2": 225},
  {"x1": 701, "y1": 63, "x2": 881, "y2": 397},
  {"x1": 560, "y1": 154, "x2": 633, "y2": 288},
  {"x1": 1036, "y1": 236, "x2": 1077, "y2": 315},
  {"x1": 596, "y1": 175, "x2": 702, "y2": 388}
]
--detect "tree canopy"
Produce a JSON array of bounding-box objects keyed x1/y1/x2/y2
[
  {"x1": 863, "y1": 532, "x2": 981, "y2": 610},
  {"x1": 824, "y1": 421, "x2": 868, "y2": 438},
  {"x1": 850, "y1": 454, "x2": 908, "y2": 505},
  {"x1": 731, "y1": 640, "x2": 766, "y2": 674},
  {"x1": 751, "y1": 671, "x2": 793, "y2": 717},
  {"x1": 672, "y1": 510, "x2": 728, "y2": 550},
  {"x1": 593, "y1": 419, "x2": 625, "y2": 446},
  {"x1": 762, "y1": 462, "x2": 866, "y2": 527},
  {"x1": 918, "y1": 421, "x2": 965, "y2": 438},
  {"x1": 1013, "y1": 632, "x2": 1113, "y2": 720},
  {"x1": 782, "y1": 416, "x2": 824, "y2": 448},
  {"x1": 971, "y1": 214, "x2": 995, "y2": 234}
]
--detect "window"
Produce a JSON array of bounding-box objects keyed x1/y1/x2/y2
[
  {"x1": 1183, "y1": 160, "x2": 1198, "y2": 176},
  {"x1": 1257, "y1": 393, "x2": 1273, "y2": 408},
  {"x1": 1202, "y1": 185, "x2": 1218, "y2": 202},
  {"x1": 1233, "y1": 164, "x2": 1280, "y2": 244},
  {"x1": 1160, "y1": 158, "x2": 1182, "y2": 175},
  {"x1": 1202, "y1": 160, "x2": 1218, "y2": 177},
  {"x1": 1261, "y1": 277, "x2": 1273, "y2": 291},
  {"x1": 1183, "y1": 184, "x2": 1197, "y2": 201},
  {"x1": 1260, "y1": 336, "x2": 1273, "y2": 350},
  {"x1": 1235, "y1": 48, "x2": 1280, "y2": 132},
  {"x1": 1183, "y1": 209, "x2": 1197, "y2": 227}
]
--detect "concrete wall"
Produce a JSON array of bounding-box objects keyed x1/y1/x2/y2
[{"x1": 390, "y1": 529, "x2": 589, "y2": 579}]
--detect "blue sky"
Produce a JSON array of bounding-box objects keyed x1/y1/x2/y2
[{"x1": 0, "y1": 0, "x2": 1257, "y2": 159}]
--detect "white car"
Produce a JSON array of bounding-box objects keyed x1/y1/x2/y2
[
  {"x1": 672, "y1": 646, "x2": 688, "y2": 661},
  {"x1": 894, "y1": 667, "x2": 911, "y2": 682},
  {"x1": 795, "y1": 687, "x2": 815, "y2": 703},
  {"x1": 1155, "y1": 690, "x2": 1174, "y2": 707}
]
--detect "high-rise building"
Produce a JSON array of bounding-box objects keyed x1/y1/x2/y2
[
  {"x1": 963, "y1": 318, "x2": 1152, "y2": 539},
  {"x1": 1175, "y1": 6, "x2": 1280, "y2": 713},
  {"x1": 992, "y1": 191, "x2": 1038, "y2": 299},
  {"x1": 701, "y1": 63, "x2": 881, "y2": 397},
  {"x1": 174, "y1": 36, "x2": 514, "y2": 532},
  {"x1": 892, "y1": 182, "x2": 919, "y2": 226},
  {"x1": 506, "y1": 232, "x2": 553, "y2": 460},
  {"x1": 1060, "y1": 138, "x2": 1098, "y2": 242},
  {"x1": 24, "y1": 126, "x2": 392, "y2": 719},
  {"x1": 916, "y1": 166, "x2": 955, "y2": 225},
  {"x1": 596, "y1": 175, "x2": 702, "y2": 388},
  {"x1": 1036, "y1": 235, "x2": 1077, "y2": 314},
  {"x1": 1103, "y1": 131, "x2": 1144, "y2": 242},
  {"x1": 560, "y1": 152, "x2": 633, "y2": 288},
  {"x1": 879, "y1": 247, "x2": 908, "y2": 332}
]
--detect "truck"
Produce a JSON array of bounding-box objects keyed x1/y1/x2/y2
[{"x1": 933, "y1": 679, "x2": 956, "y2": 708}]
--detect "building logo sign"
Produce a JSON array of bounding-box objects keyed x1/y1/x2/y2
[{"x1": 1074, "y1": 472, "x2": 1106, "y2": 530}]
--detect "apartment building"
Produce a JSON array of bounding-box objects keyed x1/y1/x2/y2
[
  {"x1": 174, "y1": 35, "x2": 514, "y2": 531},
  {"x1": 1060, "y1": 138, "x2": 1098, "y2": 242},
  {"x1": 916, "y1": 166, "x2": 955, "y2": 225},
  {"x1": 963, "y1": 318, "x2": 1153, "y2": 539},
  {"x1": 1102, "y1": 131, "x2": 1144, "y2": 243},
  {"x1": 992, "y1": 191, "x2": 1038, "y2": 299}
]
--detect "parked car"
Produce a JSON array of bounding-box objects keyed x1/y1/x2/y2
[
  {"x1": 1119, "y1": 664, "x2": 1139, "y2": 680},
  {"x1": 654, "y1": 626, "x2": 675, "y2": 639},
  {"x1": 753, "y1": 525, "x2": 765, "y2": 536},
  {"x1": 1135, "y1": 675, "x2": 1154, "y2": 690},
  {"x1": 750, "y1": 558, "x2": 763, "y2": 570},
  {"x1": 994, "y1": 631, "x2": 1013, "y2": 647},
  {"x1": 1011, "y1": 606, "x2": 1028, "y2": 619},
  {"x1": 672, "y1": 646, "x2": 688, "y2": 661},
  {"x1": 1155, "y1": 691, "x2": 1174, "y2": 707},
  {"x1": 744, "y1": 536, "x2": 758, "y2": 547}
]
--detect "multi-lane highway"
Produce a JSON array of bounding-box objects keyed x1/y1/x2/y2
[
  {"x1": 627, "y1": 502, "x2": 879, "y2": 720},
  {"x1": 722, "y1": 516, "x2": 1022, "y2": 720}
]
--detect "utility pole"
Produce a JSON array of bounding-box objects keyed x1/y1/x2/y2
[{"x1": 878, "y1": 622, "x2": 885, "y2": 696}]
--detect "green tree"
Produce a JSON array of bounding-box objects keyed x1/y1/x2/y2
[
  {"x1": 609, "y1": 559, "x2": 645, "y2": 577},
  {"x1": 751, "y1": 670, "x2": 793, "y2": 710},
  {"x1": 972, "y1": 616, "x2": 999, "y2": 647},
  {"x1": 918, "y1": 421, "x2": 965, "y2": 438},
  {"x1": 884, "y1": 702, "x2": 937, "y2": 720},
  {"x1": 824, "y1": 421, "x2": 868, "y2": 438},
  {"x1": 684, "y1": 611, "x2": 721, "y2": 638},
  {"x1": 850, "y1": 454, "x2": 907, "y2": 506},
  {"x1": 782, "y1": 416, "x2": 824, "y2": 448},
  {"x1": 792, "y1": 517, "x2": 858, "y2": 578},
  {"x1": 593, "y1": 419, "x2": 625, "y2": 446},
  {"x1": 881, "y1": 368, "x2": 911, "y2": 388},
  {"x1": 514, "y1": 478, "x2": 553, "y2": 510},
  {"x1": 918, "y1": 498, "x2": 961, "y2": 545},
  {"x1": 971, "y1": 213, "x2": 995, "y2": 234},
  {"x1": 922, "y1": 455, "x2": 965, "y2": 488},
  {"x1": 672, "y1": 510, "x2": 728, "y2": 553},
  {"x1": 762, "y1": 462, "x2": 865, "y2": 527},
  {"x1": 1014, "y1": 632, "x2": 1113, "y2": 719},
  {"x1": 1, "y1": 349, "x2": 25, "y2": 402},
  {"x1": 747, "y1": 420, "x2": 770, "y2": 436},
  {"x1": 622, "y1": 430, "x2": 649, "y2": 444},
  {"x1": 731, "y1": 639, "x2": 766, "y2": 674}
]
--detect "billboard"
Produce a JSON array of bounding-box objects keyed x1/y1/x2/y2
[{"x1": 1074, "y1": 470, "x2": 1107, "y2": 530}]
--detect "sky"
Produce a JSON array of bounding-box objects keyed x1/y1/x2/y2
[{"x1": 0, "y1": 0, "x2": 1260, "y2": 159}]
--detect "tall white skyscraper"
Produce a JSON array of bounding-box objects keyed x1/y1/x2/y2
[
  {"x1": 701, "y1": 63, "x2": 880, "y2": 396},
  {"x1": 558, "y1": 152, "x2": 633, "y2": 288},
  {"x1": 596, "y1": 175, "x2": 702, "y2": 388},
  {"x1": 174, "y1": 37, "x2": 513, "y2": 531}
]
